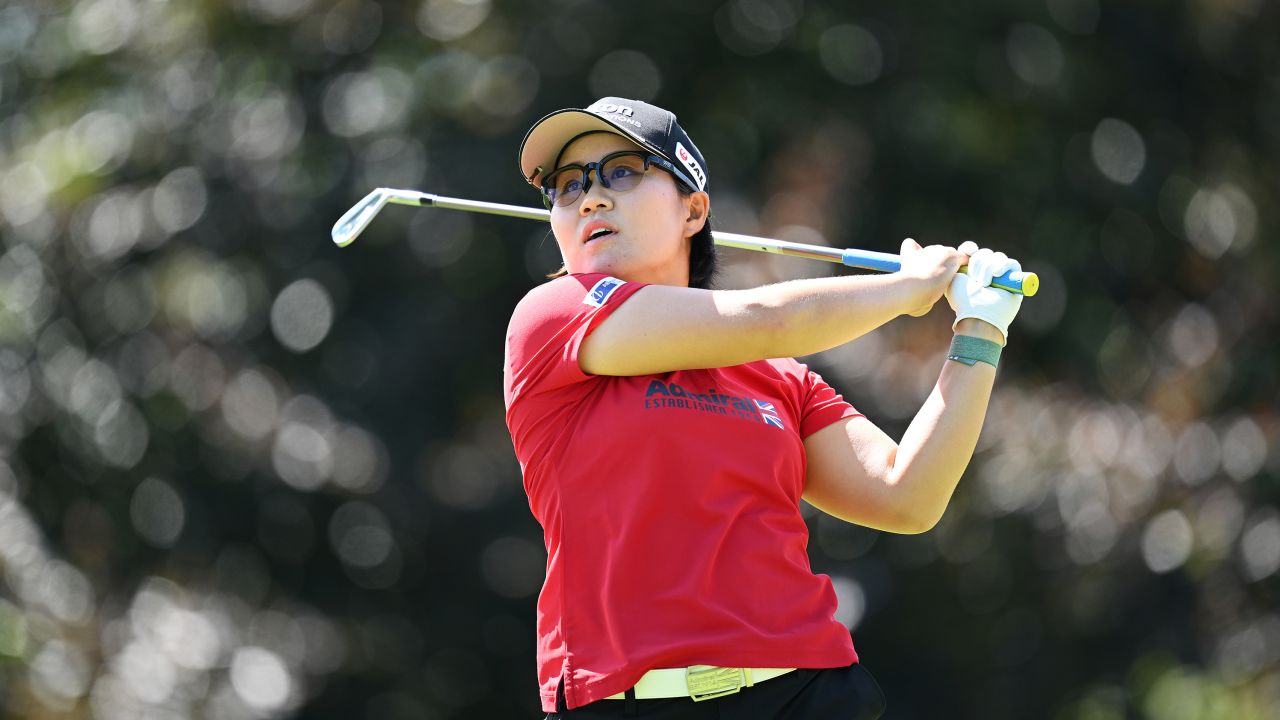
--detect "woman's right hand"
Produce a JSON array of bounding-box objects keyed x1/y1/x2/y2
[{"x1": 897, "y1": 237, "x2": 968, "y2": 317}]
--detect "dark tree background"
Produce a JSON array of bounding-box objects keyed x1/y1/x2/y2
[{"x1": 0, "y1": 0, "x2": 1277, "y2": 718}]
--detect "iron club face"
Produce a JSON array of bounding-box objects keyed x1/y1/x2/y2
[{"x1": 331, "y1": 188, "x2": 390, "y2": 247}]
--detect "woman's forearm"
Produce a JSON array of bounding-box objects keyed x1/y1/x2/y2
[
  {"x1": 746, "y1": 273, "x2": 926, "y2": 358},
  {"x1": 886, "y1": 320, "x2": 1002, "y2": 531},
  {"x1": 580, "y1": 242, "x2": 962, "y2": 377}
]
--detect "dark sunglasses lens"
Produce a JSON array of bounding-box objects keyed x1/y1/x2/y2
[
  {"x1": 542, "y1": 155, "x2": 648, "y2": 207},
  {"x1": 600, "y1": 155, "x2": 647, "y2": 192},
  {"x1": 546, "y1": 168, "x2": 586, "y2": 207}
]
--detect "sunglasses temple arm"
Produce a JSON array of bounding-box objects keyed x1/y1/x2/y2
[{"x1": 392, "y1": 193, "x2": 1038, "y2": 296}]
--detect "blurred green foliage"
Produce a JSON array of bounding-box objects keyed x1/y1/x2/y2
[{"x1": 0, "y1": 0, "x2": 1278, "y2": 717}]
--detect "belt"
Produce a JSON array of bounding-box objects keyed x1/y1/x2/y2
[{"x1": 604, "y1": 665, "x2": 797, "y2": 702}]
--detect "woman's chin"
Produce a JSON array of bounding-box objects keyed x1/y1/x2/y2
[{"x1": 574, "y1": 253, "x2": 627, "y2": 277}]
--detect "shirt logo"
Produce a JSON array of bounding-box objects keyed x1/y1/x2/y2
[
  {"x1": 675, "y1": 142, "x2": 707, "y2": 190},
  {"x1": 754, "y1": 399, "x2": 785, "y2": 429},
  {"x1": 643, "y1": 380, "x2": 785, "y2": 430},
  {"x1": 583, "y1": 276, "x2": 625, "y2": 307}
]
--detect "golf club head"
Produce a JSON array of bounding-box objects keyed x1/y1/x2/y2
[{"x1": 332, "y1": 188, "x2": 390, "y2": 247}]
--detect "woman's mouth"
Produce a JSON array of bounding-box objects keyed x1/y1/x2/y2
[{"x1": 582, "y1": 221, "x2": 618, "y2": 244}]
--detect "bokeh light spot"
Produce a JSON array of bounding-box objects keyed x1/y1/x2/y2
[
  {"x1": 270, "y1": 279, "x2": 334, "y2": 353},
  {"x1": 1221, "y1": 417, "x2": 1267, "y2": 482},
  {"x1": 221, "y1": 368, "x2": 281, "y2": 441},
  {"x1": 829, "y1": 575, "x2": 867, "y2": 629},
  {"x1": 588, "y1": 50, "x2": 663, "y2": 101},
  {"x1": 1006, "y1": 24, "x2": 1063, "y2": 87},
  {"x1": 1240, "y1": 510, "x2": 1280, "y2": 582},
  {"x1": 329, "y1": 501, "x2": 393, "y2": 569},
  {"x1": 113, "y1": 639, "x2": 177, "y2": 704},
  {"x1": 1047, "y1": 0, "x2": 1100, "y2": 34},
  {"x1": 1165, "y1": 304, "x2": 1219, "y2": 368},
  {"x1": 69, "y1": 0, "x2": 139, "y2": 55},
  {"x1": 1090, "y1": 118, "x2": 1145, "y2": 185},
  {"x1": 130, "y1": 477, "x2": 186, "y2": 547},
  {"x1": 1183, "y1": 183, "x2": 1257, "y2": 258},
  {"x1": 417, "y1": 0, "x2": 492, "y2": 42},
  {"x1": 94, "y1": 400, "x2": 149, "y2": 469},
  {"x1": 819, "y1": 24, "x2": 884, "y2": 86},
  {"x1": 230, "y1": 646, "x2": 292, "y2": 711},
  {"x1": 1142, "y1": 510, "x2": 1193, "y2": 574},
  {"x1": 480, "y1": 536, "x2": 545, "y2": 598},
  {"x1": 328, "y1": 501, "x2": 402, "y2": 588},
  {"x1": 1172, "y1": 420, "x2": 1221, "y2": 486},
  {"x1": 714, "y1": 0, "x2": 800, "y2": 57},
  {"x1": 330, "y1": 425, "x2": 388, "y2": 493},
  {"x1": 29, "y1": 639, "x2": 92, "y2": 707},
  {"x1": 471, "y1": 56, "x2": 541, "y2": 119},
  {"x1": 322, "y1": 69, "x2": 413, "y2": 138},
  {"x1": 272, "y1": 420, "x2": 333, "y2": 490},
  {"x1": 151, "y1": 167, "x2": 208, "y2": 234}
]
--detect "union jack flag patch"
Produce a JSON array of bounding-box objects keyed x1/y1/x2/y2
[{"x1": 754, "y1": 399, "x2": 785, "y2": 429}]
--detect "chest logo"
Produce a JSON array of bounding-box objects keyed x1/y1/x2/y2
[{"x1": 643, "y1": 379, "x2": 785, "y2": 430}]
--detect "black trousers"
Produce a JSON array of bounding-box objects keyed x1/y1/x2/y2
[{"x1": 545, "y1": 663, "x2": 886, "y2": 719}]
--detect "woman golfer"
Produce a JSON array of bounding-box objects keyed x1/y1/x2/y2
[{"x1": 504, "y1": 97, "x2": 1023, "y2": 719}]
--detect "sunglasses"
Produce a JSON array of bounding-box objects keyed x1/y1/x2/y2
[{"x1": 539, "y1": 150, "x2": 697, "y2": 208}]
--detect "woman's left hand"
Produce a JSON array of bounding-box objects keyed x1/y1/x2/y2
[{"x1": 946, "y1": 241, "x2": 1024, "y2": 345}]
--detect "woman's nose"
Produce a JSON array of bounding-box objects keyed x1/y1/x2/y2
[{"x1": 578, "y1": 173, "x2": 612, "y2": 214}]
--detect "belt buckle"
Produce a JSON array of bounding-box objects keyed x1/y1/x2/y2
[{"x1": 685, "y1": 665, "x2": 745, "y2": 702}]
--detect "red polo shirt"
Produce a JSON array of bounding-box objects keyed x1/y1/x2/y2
[{"x1": 504, "y1": 273, "x2": 862, "y2": 713}]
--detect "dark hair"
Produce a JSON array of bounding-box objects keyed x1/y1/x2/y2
[{"x1": 545, "y1": 183, "x2": 717, "y2": 290}]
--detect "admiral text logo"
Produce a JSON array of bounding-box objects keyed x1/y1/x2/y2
[{"x1": 643, "y1": 379, "x2": 784, "y2": 429}]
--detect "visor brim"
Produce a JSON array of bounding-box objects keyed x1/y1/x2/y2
[{"x1": 518, "y1": 109, "x2": 665, "y2": 188}]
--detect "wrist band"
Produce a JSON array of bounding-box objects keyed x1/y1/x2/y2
[{"x1": 947, "y1": 335, "x2": 1001, "y2": 368}]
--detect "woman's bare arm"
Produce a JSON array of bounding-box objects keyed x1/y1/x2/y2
[
  {"x1": 580, "y1": 240, "x2": 964, "y2": 376},
  {"x1": 800, "y1": 319, "x2": 1003, "y2": 533}
]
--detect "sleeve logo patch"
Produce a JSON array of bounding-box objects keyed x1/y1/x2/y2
[
  {"x1": 674, "y1": 142, "x2": 707, "y2": 190},
  {"x1": 583, "y1": 276, "x2": 625, "y2": 307}
]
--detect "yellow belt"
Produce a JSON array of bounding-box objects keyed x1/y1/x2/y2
[{"x1": 605, "y1": 665, "x2": 797, "y2": 702}]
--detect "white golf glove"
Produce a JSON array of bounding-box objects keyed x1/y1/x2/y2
[{"x1": 945, "y1": 241, "x2": 1023, "y2": 345}]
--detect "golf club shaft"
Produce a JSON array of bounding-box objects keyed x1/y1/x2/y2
[{"x1": 371, "y1": 191, "x2": 1039, "y2": 296}]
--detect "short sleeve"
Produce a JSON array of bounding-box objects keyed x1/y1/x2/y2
[
  {"x1": 503, "y1": 273, "x2": 646, "y2": 408},
  {"x1": 797, "y1": 365, "x2": 864, "y2": 439}
]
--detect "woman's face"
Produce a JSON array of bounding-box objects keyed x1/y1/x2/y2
[{"x1": 547, "y1": 132, "x2": 707, "y2": 286}]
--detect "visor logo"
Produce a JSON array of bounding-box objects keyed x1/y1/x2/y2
[
  {"x1": 675, "y1": 142, "x2": 707, "y2": 190},
  {"x1": 590, "y1": 102, "x2": 634, "y2": 117}
]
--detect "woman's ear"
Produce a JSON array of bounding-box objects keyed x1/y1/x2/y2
[{"x1": 684, "y1": 191, "x2": 710, "y2": 234}]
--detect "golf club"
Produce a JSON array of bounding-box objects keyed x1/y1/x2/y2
[{"x1": 332, "y1": 188, "x2": 1040, "y2": 297}]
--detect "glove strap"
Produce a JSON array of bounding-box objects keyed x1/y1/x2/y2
[{"x1": 947, "y1": 335, "x2": 1001, "y2": 368}]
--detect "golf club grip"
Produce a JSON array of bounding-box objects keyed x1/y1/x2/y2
[
  {"x1": 712, "y1": 231, "x2": 1038, "y2": 296},
  {"x1": 839, "y1": 248, "x2": 1038, "y2": 297}
]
